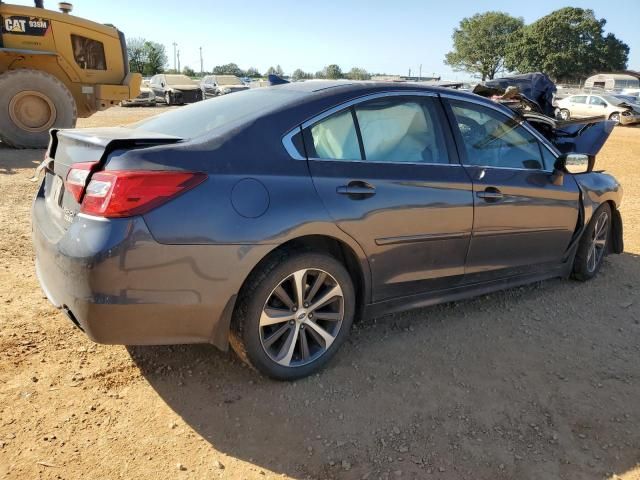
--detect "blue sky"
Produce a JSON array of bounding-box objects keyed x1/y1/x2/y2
[{"x1": 17, "y1": 0, "x2": 639, "y2": 78}]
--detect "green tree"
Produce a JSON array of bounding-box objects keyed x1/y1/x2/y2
[
  {"x1": 506, "y1": 8, "x2": 629, "y2": 82},
  {"x1": 127, "y1": 38, "x2": 167, "y2": 75},
  {"x1": 292, "y1": 68, "x2": 313, "y2": 81},
  {"x1": 142, "y1": 42, "x2": 167, "y2": 76},
  {"x1": 266, "y1": 65, "x2": 285, "y2": 76},
  {"x1": 245, "y1": 67, "x2": 261, "y2": 78},
  {"x1": 346, "y1": 67, "x2": 370, "y2": 80},
  {"x1": 445, "y1": 12, "x2": 524, "y2": 80},
  {"x1": 127, "y1": 37, "x2": 146, "y2": 74},
  {"x1": 323, "y1": 64, "x2": 343, "y2": 79},
  {"x1": 212, "y1": 63, "x2": 243, "y2": 76},
  {"x1": 182, "y1": 65, "x2": 196, "y2": 77}
]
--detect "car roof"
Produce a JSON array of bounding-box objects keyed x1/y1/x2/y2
[{"x1": 267, "y1": 80, "x2": 510, "y2": 114}]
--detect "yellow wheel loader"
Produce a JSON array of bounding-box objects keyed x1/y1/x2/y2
[{"x1": 0, "y1": 1, "x2": 141, "y2": 148}]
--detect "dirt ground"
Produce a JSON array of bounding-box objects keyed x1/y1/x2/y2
[{"x1": 1, "y1": 106, "x2": 639, "y2": 480}]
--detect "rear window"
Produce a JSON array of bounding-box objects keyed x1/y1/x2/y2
[{"x1": 135, "y1": 88, "x2": 302, "y2": 139}]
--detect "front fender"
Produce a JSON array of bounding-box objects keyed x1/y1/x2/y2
[{"x1": 573, "y1": 171, "x2": 624, "y2": 253}]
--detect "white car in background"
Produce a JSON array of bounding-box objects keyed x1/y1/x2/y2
[{"x1": 556, "y1": 94, "x2": 640, "y2": 125}]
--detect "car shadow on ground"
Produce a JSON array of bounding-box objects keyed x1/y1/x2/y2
[
  {"x1": 0, "y1": 144, "x2": 44, "y2": 175},
  {"x1": 129, "y1": 253, "x2": 640, "y2": 479}
]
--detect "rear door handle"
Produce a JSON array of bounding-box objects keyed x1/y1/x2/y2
[
  {"x1": 337, "y1": 181, "x2": 376, "y2": 197},
  {"x1": 476, "y1": 187, "x2": 503, "y2": 202}
]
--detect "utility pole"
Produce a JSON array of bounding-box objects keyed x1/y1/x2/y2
[
  {"x1": 419, "y1": 64, "x2": 422, "y2": 81},
  {"x1": 408, "y1": 68, "x2": 411, "y2": 78},
  {"x1": 199, "y1": 47, "x2": 203, "y2": 76},
  {"x1": 177, "y1": 49, "x2": 181, "y2": 73},
  {"x1": 172, "y1": 42, "x2": 177, "y2": 72}
]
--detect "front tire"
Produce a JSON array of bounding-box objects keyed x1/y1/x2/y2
[
  {"x1": 609, "y1": 112, "x2": 621, "y2": 124},
  {"x1": 572, "y1": 203, "x2": 611, "y2": 281},
  {"x1": 230, "y1": 251, "x2": 355, "y2": 380},
  {"x1": 0, "y1": 69, "x2": 77, "y2": 148}
]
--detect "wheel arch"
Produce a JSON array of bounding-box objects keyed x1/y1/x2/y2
[{"x1": 215, "y1": 234, "x2": 371, "y2": 350}]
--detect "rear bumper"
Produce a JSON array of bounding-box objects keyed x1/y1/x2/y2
[{"x1": 32, "y1": 186, "x2": 272, "y2": 349}]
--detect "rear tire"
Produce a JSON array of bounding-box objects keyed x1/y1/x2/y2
[
  {"x1": 230, "y1": 250, "x2": 355, "y2": 380},
  {"x1": 0, "y1": 69, "x2": 77, "y2": 149},
  {"x1": 572, "y1": 203, "x2": 611, "y2": 281},
  {"x1": 609, "y1": 112, "x2": 621, "y2": 124}
]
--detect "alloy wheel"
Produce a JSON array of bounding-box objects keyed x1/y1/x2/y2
[
  {"x1": 259, "y1": 269, "x2": 344, "y2": 367},
  {"x1": 587, "y1": 211, "x2": 608, "y2": 273}
]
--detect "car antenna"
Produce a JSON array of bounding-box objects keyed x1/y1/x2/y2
[{"x1": 268, "y1": 74, "x2": 289, "y2": 86}]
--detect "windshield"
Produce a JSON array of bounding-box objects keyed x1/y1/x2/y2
[
  {"x1": 216, "y1": 75, "x2": 243, "y2": 86},
  {"x1": 135, "y1": 87, "x2": 303, "y2": 139},
  {"x1": 165, "y1": 75, "x2": 197, "y2": 86}
]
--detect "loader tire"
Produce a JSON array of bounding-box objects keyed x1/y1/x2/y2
[{"x1": 0, "y1": 69, "x2": 77, "y2": 149}]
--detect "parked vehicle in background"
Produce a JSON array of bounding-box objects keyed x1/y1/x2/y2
[
  {"x1": 122, "y1": 82, "x2": 156, "y2": 107},
  {"x1": 584, "y1": 73, "x2": 639, "y2": 92},
  {"x1": 32, "y1": 81, "x2": 624, "y2": 380},
  {"x1": 149, "y1": 74, "x2": 203, "y2": 105},
  {"x1": 200, "y1": 75, "x2": 249, "y2": 98},
  {"x1": 556, "y1": 94, "x2": 640, "y2": 125}
]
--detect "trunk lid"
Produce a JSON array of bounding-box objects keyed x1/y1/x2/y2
[{"x1": 42, "y1": 128, "x2": 182, "y2": 230}]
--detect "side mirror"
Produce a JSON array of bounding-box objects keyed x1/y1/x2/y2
[
  {"x1": 161, "y1": 82, "x2": 165, "y2": 87},
  {"x1": 557, "y1": 153, "x2": 590, "y2": 174},
  {"x1": 551, "y1": 153, "x2": 591, "y2": 185}
]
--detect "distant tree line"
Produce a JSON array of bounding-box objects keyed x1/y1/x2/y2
[
  {"x1": 128, "y1": 38, "x2": 374, "y2": 81},
  {"x1": 445, "y1": 7, "x2": 630, "y2": 82}
]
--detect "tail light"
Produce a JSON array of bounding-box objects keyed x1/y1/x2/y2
[
  {"x1": 65, "y1": 162, "x2": 99, "y2": 202},
  {"x1": 81, "y1": 171, "x2": 207, "y2": 218}
]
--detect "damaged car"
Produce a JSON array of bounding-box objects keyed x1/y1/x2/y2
[
  {"x1": 32, "y1": 80, "x2": 623, "y2": 380},
  {"x1": 556, "y1": 94, "x2": 640, "y2": 125},
  {"x1": 200, "y1": 75, "x2": 249, "y2": 99},
  {"x1": 149, "y1": 74, "x2": 203, "y2": 105},
  {"x1": 121, "y1": 82, "x2": 156, "y2": 107}
]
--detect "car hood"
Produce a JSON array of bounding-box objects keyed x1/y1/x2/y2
[
  {"x1": 617, "y1": 102, "x2": 640, "y2": 113},
  {"x1": 523, "y1": 112, "x2": 616, "y2": 156}
]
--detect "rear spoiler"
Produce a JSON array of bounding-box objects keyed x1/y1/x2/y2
[{"x1": 48, "y1": 127, "x2": 182, "y2": 157}]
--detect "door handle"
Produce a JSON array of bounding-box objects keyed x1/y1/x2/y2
[
  {"x1": 476, "y1": 187, "x2": 503, "y2": 202},
  {"x1": 336, "y1": 181, "x2": 376, "y2": 197}
]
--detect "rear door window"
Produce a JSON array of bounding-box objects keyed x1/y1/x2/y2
[
  {"x1": 354, "y1": 97, "x2": 448, "y2": 164},
  {"x1": 572, "y1": 96, "x2": 587, "y2": 104},
  {"x1": 308, "y1": 109, "x2": 362, "y2": 160},
  {"x1": 303, "y1": 95, "x2": 449, "y2": 164}
]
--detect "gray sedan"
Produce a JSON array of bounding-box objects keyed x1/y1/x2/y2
[{"x1": 32, "y1": 82, "x2": 623, "y2": 380}]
